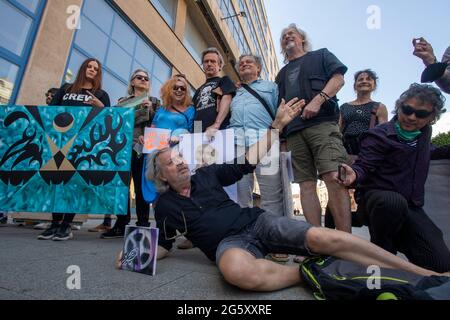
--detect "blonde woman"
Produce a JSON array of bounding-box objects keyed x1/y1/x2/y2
[{"x1": 101, "y1": 69, "x2": 155, "y2": 238}]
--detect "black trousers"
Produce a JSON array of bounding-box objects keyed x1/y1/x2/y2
[
  {"x1": 52, "y1": 213, "x2": 75, "y2": 224},
  {"x1": 357, "y1": 189, "x2": 450, "y2": 273},
  {"x1": 115, "y1": 151, "x2": 150, "y2": 228}
]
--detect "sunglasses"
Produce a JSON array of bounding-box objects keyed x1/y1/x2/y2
[
  {"x1": 173, "y1": 85, "x2": 186, "y2": 92},
  {"x1": 134, "y1": 75, "x2": 149, "y2": 82},
  {"x1": 400, "y1": 104, "x2": 434, "y2": 119}
]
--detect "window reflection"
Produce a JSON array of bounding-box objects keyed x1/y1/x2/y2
[
  {"x1": 75, "y1": 16, "x2": 109, "y2": 61},
  {"x1": 111, "y1": 17, "x2": 136, "y2": 53},
  {"x1": 0, "y1": 1, "x2": 32, "y2": 56},
  {"x1": 0, "y1": 57, "x2": 19, "y2": 105},
  {"x1": 184, "y1": 11, "x2": 207, "y2": 65},
  {"x1": 64, "y1": 49, "x2": 87, "y2": 84},
  {"x1": 150, "y1": 77, "x2": 163, "y2": 99},
  {"x1": 103, "y1": 71, "x2": 128, "y2": 105},
  {"x1": 15, "y1": 0, "x2": 38, "y2": 13},
  {"x1": 83, "y1": 0, "x2": 114, "y2": 33},
  {"x1": 150, "y1": 0, "x2": 177, "y2": 28},
  {"x1": 0, "y1": 0, "x2": 43, "y2": 104},
  {"x1": 106, "y1": 41, "x2": 133, "y2": 80},
  {"x1": 135, "y1": 39, "x2": 155, "y2": 71},
  {"x1": 65, "y1": 0, "x2": 172, "y2": 104}
]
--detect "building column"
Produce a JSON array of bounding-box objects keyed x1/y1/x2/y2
[
  {"x1": 16, "y1": 0, "x2": 83, "y2": 105},
  {"x1": 174, "y1": 0, "x2": 187, "y2": 40}
]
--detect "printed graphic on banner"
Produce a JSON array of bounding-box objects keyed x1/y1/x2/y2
[
  {"x1": 0, "y1": 105, "x2": 134, "y2": 215},
  {"x1": 143, "y1": 128, "x2": 171, "y2": 154},
  {"x1": 179, "y1": 129, "x2": 235, "y2": 174},
  {"x1": 121, "y1": 226, "x2": 159, "y2": 276},
  {"x1": 179, "y1": 129, "x2": 237, "y2": 202}
]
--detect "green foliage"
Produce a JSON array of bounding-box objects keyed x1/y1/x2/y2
[{"x1": 432, "y1": 131, "x2": 450, "y2": 147}]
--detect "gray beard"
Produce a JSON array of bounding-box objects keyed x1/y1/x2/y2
[{"x1": 285, "y1": 42, "x2": 299, "y2": 57}]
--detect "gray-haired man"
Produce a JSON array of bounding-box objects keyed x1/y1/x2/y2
[
  {"x1": 276, "y1": 24, "x2": 351, "y2": 233},
  {"x1": 146, "y1": 97, "x2": 442, "y2": 293}
]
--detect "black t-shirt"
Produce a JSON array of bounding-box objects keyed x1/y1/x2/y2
[
  {"x1": 276, "y1": 48, "x2": 347, "y2": 134},
  {"x1": 193, "y1": 76, "x2": 236, "y2": 132},
  {"x1": 50, "y1": 86, "x2": 111, "y2": 107},
  {"x1": 285, "y1": 58, "x2": 303, "y2": 102},
  {"x1": 155, "y1": 161, "x2": 262, "y2": 262}
]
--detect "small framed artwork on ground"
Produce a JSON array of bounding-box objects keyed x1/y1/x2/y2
[{"x1": 121, "y1": 226, "x2": 159, "y2": 276}]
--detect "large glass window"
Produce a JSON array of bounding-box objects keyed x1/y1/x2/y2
[
  {"x1": 15, "y1": 0, "x2": 39, "y2": 13},
  {"x1": 219, "y1": 0, "x2": 250, "y2": 56},
  {"x1": 183, "y1": 11, "x2": 208, "y2": 65},
  {"x1": 0, "y1": 57, "x2": 19, "y2": 104},
  {"x1": 0, "y1": 0, "x2": 45, "y2": 104},
  {"x1": 248, "y1": 0, "x2": 269, "y2": 53},
  {"x1": 65, "y1": 0, "x2": 172, "y2": 105},
  {"x1": 0, "y1": 1, "x2": 32, "y2": 56},
  {"x1": 150, "y1": 0, "x2": 177, "y2": 28},
  {"x1": 238, "y1": 0, "x2": 269, "y2": 79}
]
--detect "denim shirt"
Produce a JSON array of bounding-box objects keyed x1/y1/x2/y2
[{"x1": 228, "y1": 79, "x2": 278, "y2": 147}]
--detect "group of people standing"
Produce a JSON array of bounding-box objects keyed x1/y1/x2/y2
[
  {"x1": 31, "y1": 21, "x2": 450, "y2": 290},
  {"x1": 145, "y1": 23, "x2": 450, "y2": 294}
]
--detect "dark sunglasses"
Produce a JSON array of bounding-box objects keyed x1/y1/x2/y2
[
  {"x1": 401, "y1": 104, "x2": 434, "y2": 119},
  {"x1": 173, "y1": 85, "x2": 186, "y2": 92},
  {"x1": 134, "y1": 75, "x2": 149, "y2": 82}
]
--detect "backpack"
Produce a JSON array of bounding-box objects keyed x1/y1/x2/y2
[{"x1": 300, "y1": 256, "x2": 450, "y2": 300}]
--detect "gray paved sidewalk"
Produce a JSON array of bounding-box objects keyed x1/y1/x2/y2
[
  {"x1": 1, "y1": 198, "x2": 448, "y2": 301},
  {"x1": 0, "y1": 217, "x2": 314, "y2": 300},
  {"x1": 0, "y1": 216, "x2": 375, "y2": 300}
]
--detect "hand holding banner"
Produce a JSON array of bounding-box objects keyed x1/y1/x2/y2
[{"x1": 143, "y1": 128, "x2": 171, "y2": 154}]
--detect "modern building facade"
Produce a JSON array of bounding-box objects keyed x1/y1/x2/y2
[{"x1": 0, "y1": 0, "x2": 280, "y2": 106}]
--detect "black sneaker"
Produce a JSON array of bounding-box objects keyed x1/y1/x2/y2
[
  {"x1": 52, "y1": 223, "x2": 73, "y2": 241},
  {"x1": 100, "y1": 227, "x2": 125, "y2": 239},
  {"x1": 0, "y1": 216, "x2": 7, "y2": 226},
  {"x1": 37, "y1": 223, "x2": 60, "y2": 240}
]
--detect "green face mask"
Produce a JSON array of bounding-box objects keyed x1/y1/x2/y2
[{"x1": 395, "y1": 122, "x2": 421, "y2": 141}]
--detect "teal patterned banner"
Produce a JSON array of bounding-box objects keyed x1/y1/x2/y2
[{"x1": 0, "y1": 105, "x2": 135, "y2": 215}]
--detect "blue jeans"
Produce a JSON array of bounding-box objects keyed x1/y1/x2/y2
[{"x1": 215, "y1": 212, "x2": 314, "y2": 263}]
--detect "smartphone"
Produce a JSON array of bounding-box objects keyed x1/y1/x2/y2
[
  {"x1": 338, "y1": 164, "x2": 346, "y2": 182},
  {"x1": 413, "y1": 37, "x2": 425, "y2": 46}
]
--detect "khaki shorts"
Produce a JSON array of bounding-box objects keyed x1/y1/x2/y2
[{"x1": 286, "y1": 121, "x2": 348, "y2": 183}]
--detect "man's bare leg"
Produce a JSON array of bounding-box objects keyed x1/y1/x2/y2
[
  {"x1": 299, "y1": 180, "x2": 322, "y2": 226},
  {"x1": 322, "y1": 172, "x2": 352, "y2": 233},
  {"x1": 218, "y1": 248, "x2": 301, "y2": 291},
  {"x1": 218, "y1": 228, "x2": 443, "y2": 292},
  {"x1": 307, "y1": 227, "x2": 439, "y2": 277}
]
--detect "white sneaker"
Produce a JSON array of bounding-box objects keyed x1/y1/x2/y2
[
  {"x1": 34, "y1": 222, "x2": 50, "y2": 230},
  {"x1": 71, "y1": 224, "x2": 81, "y2": 230}
]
